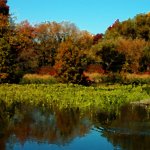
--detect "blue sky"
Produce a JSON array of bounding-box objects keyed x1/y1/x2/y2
[{"x1": 8, "y1": 0, "x2": 150, "y2": 34}]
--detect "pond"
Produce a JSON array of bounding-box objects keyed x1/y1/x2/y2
[{"x1": 0, "y1": 104, "x2": 150, "y2": 150}]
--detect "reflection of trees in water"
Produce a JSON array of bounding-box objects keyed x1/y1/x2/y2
[
  {"x1": 102, "y1": 132, "x2": 150, "y2": 150},
  {"x1": 55, "y1": 108, "x2": 91, "y2": 142},
  {"x1": 1, "y1": 104, "x2": 150, "y2": 150},
  {"x1": 0, "y1": 106, "x2": 92, "y2": 149},
  {"x1": 0, "y1": 133, "x2": 6, "y2": 150},
  {"x1": 94, "y1": 105, "x2": 150, "y2": 150},
  {"x1": 0, "y1": 100, "x2": 19, "y2": 150}
]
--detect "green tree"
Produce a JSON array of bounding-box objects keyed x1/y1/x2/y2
[
  {"x1": 91, "y1": 39, "x2": 126, "y2": 73},
  {"x1": 140, "y1": 42, "x2": 150, "y2": 72},
  {"x1": 135, "y1": 14, "x2": 150, "y2": 41},
  {"x1": 105, "y1": 13, "x2": 150, "y2": 41}
]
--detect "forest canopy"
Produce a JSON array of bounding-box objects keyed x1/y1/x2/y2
[{"x1": 0, "y1": 0, "x2": 150, "y2": 84}]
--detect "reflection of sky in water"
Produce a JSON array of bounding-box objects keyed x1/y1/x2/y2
[{"x1": 11, "y1": 130, "x2": 114, "y2": 150}]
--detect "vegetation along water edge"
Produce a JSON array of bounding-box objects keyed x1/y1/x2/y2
[{"x1": 0, "y1": 84, "x2": 150, "y2": 114}]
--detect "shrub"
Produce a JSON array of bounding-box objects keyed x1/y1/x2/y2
[
  {"x1": 122, "y1": 73, "x2": 150, "y2": 85},
  {"x1": 0, "y1": 73, "x2": 8, "y2": 83},
  {"x1": 84, "y1": 72, "x2": 150, "y2": 85},
  {"x1": 20, "y1": 74, "x2": 57, "y2": 84}
]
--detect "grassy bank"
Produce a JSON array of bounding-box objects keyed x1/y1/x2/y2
[{"x1": 0, "y1": 84, "x2": 150, "y2": 113}]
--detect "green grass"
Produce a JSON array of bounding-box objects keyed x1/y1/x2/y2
[{"x1": 0, "y1": 84, "x2": 150, "y2": 113}]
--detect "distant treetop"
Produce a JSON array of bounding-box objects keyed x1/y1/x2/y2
[{"x1": 0, "y1": 0, "x2": 9, "y2": 16}]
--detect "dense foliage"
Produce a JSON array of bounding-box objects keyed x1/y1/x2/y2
[
  {"x1": 0, "y1": 1, "x2": 150, "y2": 84},
  {"x1": 55, "y1": 38, "x2": 90, "y2": 84}
]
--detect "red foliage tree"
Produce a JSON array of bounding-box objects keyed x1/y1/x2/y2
[
  {"x1": 93, "y1": 33, "x2": 103, "y2": 44},
  {"x1": 0, "y1": 0, "x2": 9, "y2": 16}
]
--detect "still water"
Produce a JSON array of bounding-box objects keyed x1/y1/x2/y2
[{"x1": 0, "y1": 104, "x2": 150, "y2": 150}]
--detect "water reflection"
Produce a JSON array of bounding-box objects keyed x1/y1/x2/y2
[
  {"x1": 94, "y1": 105, "x2": 150, "y2": 150},
  {"x1": 0, "y1": 104, "x2": 150, "y2": 150},
  {"x1": 0, "y1": 106, "x2": 93, "y2": 150}
]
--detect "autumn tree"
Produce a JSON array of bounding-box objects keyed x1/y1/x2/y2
[
  {"x1": 0, "y1": 0, "x2": 10, "y2": 77},
  {"x1": 34, "y1": 22, "x2": 62, "y2": 67},
  {"x1": 0, "y1": 0, "x2": 18, "y2": 82},
  {"x1": 117, "y1": 38, "x2": 147, "y2": 73},
  {"x1": 34, "y1": 21, "x2": 81, "y2": 68},
  {"x1": 60, "y1": 21, "x2": 80, "y2": 41},
  {"x1": 0, "y1": 0, "x2": 9, "y2": 37},
  {"x1": 104, "y1": 19, "x2": 121, "y2": 40},
  {"x1": 55, "y1": 39, "x2": 89, "y2": 85},
  {"x1": 77, "y1": 30, "x2": 93, "y2": 50},
  {"x1": 0, "y1": 1, "x2": 34, "y2": 82},
  {"x1": 15, "y1": 21, "x2": 38, "y2": 73},
  {"x1": 93, "y1": 33, "x2": 103, "y2": 44},
  {"x1": 102, "y1": 13, "x2": 150, "y2": 74},
  {"x1": 0, "y1": 0, "x2": 9, "y2": 15}
]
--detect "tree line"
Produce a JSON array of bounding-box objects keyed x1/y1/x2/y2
[{"x1": 0, "y1": 0, "x2": 150, "y2": 84}]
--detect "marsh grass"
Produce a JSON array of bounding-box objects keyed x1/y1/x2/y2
[{"x1": 0, "y1": 84, "x2": 149, "y2": 114}]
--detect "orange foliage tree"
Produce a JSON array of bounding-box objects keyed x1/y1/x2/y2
[{"x1": 55, "y1": 38, "x2": 89, "y2": 85}]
